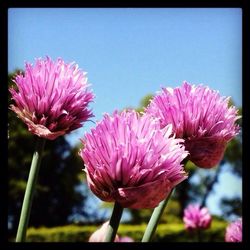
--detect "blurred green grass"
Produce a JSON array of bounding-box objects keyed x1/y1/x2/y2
[{"x1": 14, "y1": 218, "x2": 228, "y2": 242}]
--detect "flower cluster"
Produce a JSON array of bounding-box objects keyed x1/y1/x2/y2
[
  {"x1": 80, "y1": 110, "x2": 188, "y2": 209},
  {"x1": 146, "y1": 81, "x2": 240, "y2": 168},
  {"x1": 183, "y1": 204, "x2": 212, "y2": 231},
  {"x1": 9, "y1": 56, "x2": 94, "y2": 140},
  {"x1": 9, "y1": 55, "x2": 241, "y2": 243}
]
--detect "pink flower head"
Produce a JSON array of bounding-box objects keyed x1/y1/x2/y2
[
  {"x1": 146, "y1": 81, "x2": 240, "y2": 168},
  {"x1": 88, "y1": 221, "x2": 120, "y2": 242},
  {"x1": 183, "y1": 204, "x2": 212, "y2": 231},
  {"x1": 9, "y1": 56, "x2": 94, "y2": 140},
  {"x1": 80, "y1": 110, "x2": 188, "y2": 209},
  {"x1": 225, "y1": 218, "x2": 242, "y2": 242}
]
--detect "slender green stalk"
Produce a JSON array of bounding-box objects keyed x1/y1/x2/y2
[
  {"x1": 16, "y1": 137, "x2": 46, "y2": 242},
  {"x1": 141, "y1": 189, "x2": 174, "y2": 242},
  {"x1": 104, "y1": 202, "x2": 124, "y2": 242}
]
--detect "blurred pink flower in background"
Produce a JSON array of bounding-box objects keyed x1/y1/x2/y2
[
  {"x1": 225, "y1": 218, "x2": 242, "y2": 242},
  {"x1": 146, "y1": 81, "x2": 240, "y2": 168},
  {"x1": 183, "y1": 204, "x2": 212, "y2": 231},
  {"x1": 80, "y1": 110, "x2": 188, "y2": 209},
  {"x1": 88, "y1": 221, "x2": 134, "y2": 242},
  {"x1": 88, "y1": 221, "x2": 119, "y2": 242},
  {"x1": 119, "y1": 236, "x2": 134, "y2": 242},
  {"x1": 9, "y1": 56, "x2": 94, "y2": 140}
]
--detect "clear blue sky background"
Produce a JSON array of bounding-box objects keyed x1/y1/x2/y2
[{"x1": 8, "y1": 8, "x2": 242, "y2": 219}]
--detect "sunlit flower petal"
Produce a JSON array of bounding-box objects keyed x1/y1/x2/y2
[
  {"x1": 9, "y1": 56, "x2": 94, "y2": 140},
  {"x1": 146, "y1": 81, "x2": 240, "y2": 168},
  {"x1": 80, "y1": 110, "x2": 188, "y2": 209}
]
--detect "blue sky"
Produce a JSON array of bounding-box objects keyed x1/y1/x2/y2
[{"x1": 8, "y1": 8, "x2": 242, "y2": 219}]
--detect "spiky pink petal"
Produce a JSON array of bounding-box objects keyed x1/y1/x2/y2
[
  {"x1": 80, "y1": 110, "x2": 188, "y2": 209},
  {"x1": 146, "y1": 81, "x2": 240, "y2": 168}
]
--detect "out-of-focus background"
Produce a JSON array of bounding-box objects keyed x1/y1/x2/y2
[{"x1": 8, "y1": 8, "x2": 242, "y2": 242}]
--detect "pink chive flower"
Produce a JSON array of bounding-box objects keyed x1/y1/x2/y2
[
  {"x1": 88, "y1": 221, "x2": 120, "y2": 242},
  {"x1": 225, "y1": 218, "x2": 242, "y2": 242},
  {"x1": 9, "y1": 56, "x2": 94, "y2": 140},
  {"x1": 79, "y1": 110, "x2": 188, "y2": 209},
  {"x1": 146, "y1": 81, "x2": 240, "y2": 168},
  {"x1": 183, "y1": 204, "x2": 212, "y2": 231}
]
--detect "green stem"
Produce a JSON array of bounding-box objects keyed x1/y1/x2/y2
[
  {"x1": 104, "y1": 202, "x2": 124, "y2": 242},
  {"x1": 141, "y1": 189, "x2": 174, "y2": 242},
  {"x1": 16, "y1": 137, "x2": 46, "y2": 242}
]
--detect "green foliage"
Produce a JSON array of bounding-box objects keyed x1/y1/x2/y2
[
  {"x1": 135, "y1": 94, "x2": 154, "y2": 114},
  {"x1": 184, "y1": 160, "x2": 196, "y2": 173},
  {"x1": 161, "y1": 200, "x2": 182, "y2": 223},
  {"x1": 129, "y1": 198, "x2": 183, "y2": 225},
  {"x1": 22, "y1": 218, "x2": 227, "y2": 242},
  {"x1": 129, "y1": 208, "x2": 152, "y2": 224},
  {"x1": 123, "y1": 94, "x2": 154, "y2": 115},
  {"x1": 25, "y1": 225, "x2": 97, "y2": 242},
  {"x1": 153, "y1": 219, "x2": 227, "y2": 242},
  {"x1": 224, "y1": 138, "x2": 242, "y2": 176},
  {"x1": 220, "y1": 197, "x2": 242, "y2": 218},
  {"x1": 228, "y1": 98, "x2": 242, "y2": 127}
]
